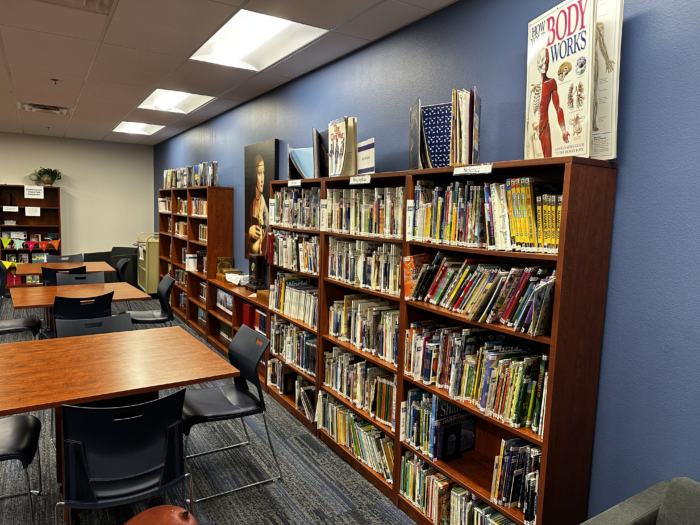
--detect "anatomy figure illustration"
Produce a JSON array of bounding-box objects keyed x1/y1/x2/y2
[
  {"x1": 593, "y1": 21, "x2": 615, "y2": 131},
  {"x1": 531, "y1": 48, "x2": 569, "y2": 157}
]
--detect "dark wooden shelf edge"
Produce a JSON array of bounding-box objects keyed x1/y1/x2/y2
[
  {"x1": 408, "y1": 240, "x2": 559, "y2": 261},
  {"x1": 322, "y1": 334, "x2": 397, "y2": 373},
  {"x1": 321, "y1": 385, "x2": 395, "y2": 438},
  {"x1": 267, "y1": 387, "x2": 316, "y2": 433},
  {"x1": 324, "y1": 277, "x2": 401, "y2": 303}
]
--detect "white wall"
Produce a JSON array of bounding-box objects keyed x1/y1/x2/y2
[{"x1": 0, "y1": 132, "x2": 153, "y2": 255}]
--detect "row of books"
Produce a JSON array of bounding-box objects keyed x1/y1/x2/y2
[
  {"x1": 323, "y1": 187, "x2": 405, "y2": 239},
  {"x1": 328, "y1": 238, "x2": 401, "y2": 297},
  {"x1": 315, "y1": 391, "x2": 394, "y2": 484},
  {"x1": 176, "y1": 197, "x2": 188, "y2": 215},
  {"x1": 491, "y1": 439, "x2": 541, "y2": 521},
  {"x1": 323, "y1": 346, "x2": 396, "y2": 430},
  {"x1": 174, "y1": 221, "x2": 187, "y2": 237},
  {"x1": 191, "y1": 198, "x2": 207, "y2": 216},
  {"x1": 178, "y1": 292, "x2": 187, "y2": 310},
  {"x1": 197, "y1": 307, "x2": 206, "y2": 323},
  {"x1": 166, "y1": 217, "x2": 171, "y2": 233},
  {"x1": 184, "y1": 250, "x2": 207, "y2": 273},
  {"x1": 5, "y1": 253, "x2": 48, "y2": 264},
  {"x1": 198, "y1": 224, "x2": 208, "y2": 242},
  {"x1": 408, "y1": 178, "x2": 563, "y2": 254},
  {"x1": 173, "y1": 268, "x2": 187, "y2": 286},
  {"x1": 269, "y1": 273, "x2": 318, "y2": 330},
  {"x1": 158, "y1": 196, "x2": 171, "y2": 212},
  {"x1": 199, "y1": 282, "x2": 206, "y2": 302},
  {"x1": 220, "y1": 323, "x2": 233, "y2": 342},
  {"x1": 271, "y1": 231, "x2": 320, "y2": 275},
  {"x1": 328, "y1": 294, "x2": 399, "y2": 365},
  {"x1": 270, "y1": 187, "x2": 321, "y2": 230},
  {"x1": 405, "y1": 252, "x2": 556, "y2": 336},
  {"x1": 270, "y1": 315, "x2": 317, "y2": 377},
  {"x1": 242, "y1": 302, "x2": 267, "y2": 336},
  {"x1": 163, "y1": 161, "x2": 218, "y2": 188},
  {"x1": 402, "y1": 389, "x2": 476, "y2": 462},
  {"x1": 215, "y1": 288, "x2": 233, "y2": 315}
]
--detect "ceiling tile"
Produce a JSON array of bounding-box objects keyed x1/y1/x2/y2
[
  {"x1": 81, "y1": 78, "x2": 152, "y2": 107},
  {"x1": 89, "y1": 63, "x2": 171, "y2": 88},
  {"x1": 72, "y1": 100, "x2": 132, "y2": 121},
  {"x1": 13, "y1": 92, "x2": 77, "y2": 109},
  {"x1": 138, "y1": 126, "x2": 185, "y2": 145},
  {"x1": 0, "y1": 0, "x2": 107, "y2": 40},
  {"x1": 124, "y1": 108, "x2": 185, "y2": 126},
  {"x1": 220, "y1": 73, "x2": 288, "y2": 102},
  {"x1": 19, "y1": 111, "x2": 70, "y2": 137},
  {"x1": 0, "y1": 113, "x2": 22, "y2": 133},
  {"x1": 103, "y1": 17, "x2": 205, "y2": 58},
  {"x1": 244, "y1": 0, "x2": 378, "y2": 30},
  {"x1": 189, "y1": 97, "x2": 240, "y2": 118},
  {"x1": 399, "y1": 0, "x2": 458, "y2": 11},
  {"x1": 64, "y1": 116, "x2": 118, "y2": 140},
  {"x1": 0, "y1": 68, "x2": 11, "y2": 92},
  {"x1": 114, "y1": 0, "x2": 236, "y2": 36},
  {"x1": 10, "y1": 68, "x2": 83, "y2": 102},
  {"x1": 95, "y1": 45, "x2": 185, "y2": 75},
  {"x1": 170, "y1": 60, "x2": 256, "y2": 86},
  {"x1": 0, "y1": 26, "x2": 98, "y2": 62},
  {"x1": 335, "y1": 1, "x2": 429, "y2": 41},
  {"x1": 6, "y1": 50, "x2": 91, "y2": 77},
  {"x1": 0, "y1": 91, "x2": 15, "y2": 112},
  {"x1": 206, "y1": 0, "x2": 246, "y2": 6},
  {"x1": 103, "y1": 131, "x2": 150, "y2": 143},
  {"x1": 266, "y1": 31, "x2": 367, "y2": 78},
  {"x1": 159, "y1": 76, "x2": 232, "y2": 98}
]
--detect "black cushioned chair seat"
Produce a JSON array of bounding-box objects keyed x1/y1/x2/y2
[
  {"x1": 0, "y1": 415, "x2": 41, "y2": 468},
  {"x1": 182, "y1": 385, "x2": 262, "y2": 435},
  {"x1": 126, "y1": 310, "x2": 170, "y2": 323},
  {"x1": 0, "y1": 317, "x2": 42, "y2": 337}
]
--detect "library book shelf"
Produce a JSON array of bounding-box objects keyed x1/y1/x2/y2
[
  {"x1": 260, "y1": 157, "x2": 617, "y2": 525},
  {"x1": 0, "y1": 184, "x2": 62, "y2": 285}
]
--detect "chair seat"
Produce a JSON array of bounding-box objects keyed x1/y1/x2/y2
[
  {"x1": 126, "y1": 310, "x2": 170, "y2": 324},
  {"x1": 182, "y1": 385, "x2": 262, "y2": 435},
  {"x1": 0, "y1": 415, "x2": 41, "y2": 468},
  {"x1": 0, "y1": 317, "x2": 42, "y2": 337}
]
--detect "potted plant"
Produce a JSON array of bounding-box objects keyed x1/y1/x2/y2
[{"x1": 35, "y1": 167, "x2": 62, "y2": 186}]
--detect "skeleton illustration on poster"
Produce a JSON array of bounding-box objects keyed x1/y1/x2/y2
[{"x1": 244, "y1": 139, "x2": 278, "y2": 259}]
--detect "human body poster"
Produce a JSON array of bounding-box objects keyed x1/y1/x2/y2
[
  {"x1": 244, "y1": 139, "x2": 278, "y2": 259},
  {"x1": 525, "y1": 0, "x2": 597, "y2": 159}
]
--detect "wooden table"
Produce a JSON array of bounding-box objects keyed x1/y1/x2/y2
[
  {"x1": 10, "y1": 282, "x2": 150, "y2": 309},
  {"x1": 15, "y1": 261, "x2": 116, "y2": 276},
  {"x1": 0, "y1": 326, "x2": 239, "y2": 520}
]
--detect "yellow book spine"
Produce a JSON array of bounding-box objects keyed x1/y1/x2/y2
[
  {"x1": 547, "y1": 194, "x2": 554, "y2": 252},
  {"x1": 556, "y1": 195, "x2": 563, "y2": 253},
  {"x1": 523, "y1": 178, "x2": 538, "y2": 251},
  {"x1": 514, "y1": 179, "x2": 525, "y2": 250},
  {"x1": 536, "y1": 195, "x2": 544, "y2": 252},
  {"x1": 505, "y1": 180, "x2": 517, "y2": 249}
]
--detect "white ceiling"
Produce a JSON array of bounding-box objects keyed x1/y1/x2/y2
[{"x1": 0, "y1": 0, "x2": 457, "y2": 145}]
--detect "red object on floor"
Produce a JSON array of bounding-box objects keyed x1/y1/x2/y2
[{"x1": 125, "y1": 506, "x2": 198, "y2": 525}]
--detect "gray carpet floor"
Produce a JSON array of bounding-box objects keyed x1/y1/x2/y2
[{"x1": 0, "y1": 297, "x2": 414, "y2": 525}]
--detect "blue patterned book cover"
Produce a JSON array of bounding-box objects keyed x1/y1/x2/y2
[{"x1": 421, "y1": 103, "x2": 452, "y2": 168}]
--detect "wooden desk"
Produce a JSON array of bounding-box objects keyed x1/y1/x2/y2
[
  {"x1": 0, "y1": 326, "x2": 239, "y2": 511},
  {"x1": 11, "y1": 282, "x2": 150, "y2": 309},
  {"x1": 15, "y1": 261, "x2": 116, "y2": 276}
]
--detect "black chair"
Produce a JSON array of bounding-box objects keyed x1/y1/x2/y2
[
  {"x1": 0, "y1": 415, "x2": 42, "y2": 521},
  {"x1": 55, "y1": 314, "x2": 133, "y2": 338},
  {"x1": 55, "y1": 390, "x2": 193, "y2": 524},
  {"x1": 182, "y1": 325, "x2": 281, "y2": 503},
  {"x1": 47, "y1": 254, "x2": 83, "y2": 263},
  {"x1": 41, "y1": 292, "x2": 115, "y2": 340},
  {"x1": 41, "y1": 266, "x2": 86, "y2": 287},
  {"x1": 0, "y1": 262, "x2": 42, "y2": 340},
  {"x1": 126, "y1": 275, "x2": 175, "y2": 325},
  {"x1": 115, "y1": 258, "x2": 129, "y2": 283},
  {"x1": 0, "y1": 263, "x2": 12, "y2": 300},
  {"x1": 56, "y1": 272, "x2": 105, "y2": 286}
]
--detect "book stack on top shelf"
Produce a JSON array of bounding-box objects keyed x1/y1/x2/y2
[
  {"x1": 263, "y1": 157, "x2": 616, "y2": 525},
  {"x1": 0, "y1": 185, "x2": 62, "y2": 285}
]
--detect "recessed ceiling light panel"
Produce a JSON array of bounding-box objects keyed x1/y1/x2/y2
[
  {"x1": 191, "y1": 10, "x2": 327, "y2": 71},
  {"x1": 138, "y1": 89, "x2": 214, "y2": 114},
  {"x1": 113, "y1": 122, "x2": 164, "y2": 135}
]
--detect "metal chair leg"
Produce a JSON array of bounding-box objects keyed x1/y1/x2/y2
[
  {"x1": 24, "y1": 468, "x2": 34, "y2": 522},
  {"x1": 241, "y1": 418, "x2": 250, "y2": 444},
  {"x1": 185, "y1": 472, "x2": 194, "y2": 515},
  {"x1": 55, "y1": 502, "x2": 64, "y2": 525},
  {"x1": 263, "y1": 412, "x2": 283, "y2": 481}
]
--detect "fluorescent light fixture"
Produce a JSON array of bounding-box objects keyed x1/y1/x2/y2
[
  {"x1": 113, "y1": 122, "x2": 164, "y2": 135},
  {"x1": 191, "y1": 9, "x2": 327, "y2": 71},
  {"x1": 138, "y1": 89, "x2": 214, "y2": 114}
]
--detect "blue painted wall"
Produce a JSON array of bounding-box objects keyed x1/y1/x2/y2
[{"x1": 154, "y1": 0, "x2": 700, "y2": 517}]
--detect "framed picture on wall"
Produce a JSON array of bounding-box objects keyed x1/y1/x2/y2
[{"x1": 244, "y1": 139, "x2": 278, "y2": 260}]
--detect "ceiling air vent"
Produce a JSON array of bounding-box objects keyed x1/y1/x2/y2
[
  {"x1": 33, "y1": 0, "x2": 115, "y2": 15},
  {"x1": 17, "y1": 102, "x2": 73, "y2": 116}
]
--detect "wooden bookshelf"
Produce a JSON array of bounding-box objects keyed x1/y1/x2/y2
[
  {"x1": 0, "y1": 185, "x2": 62, "y2": 285},
  {"x1": 264, "y1": 157, "x2": 616, "y2": 525}
]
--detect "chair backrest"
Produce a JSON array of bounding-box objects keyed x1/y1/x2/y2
[
  {"x1": 56, "y1": 272, "x2": 105, "y2": 286},
  {"x1": 61, "y1": 389, "x2": 186, "y2": 506},
  {"x1": 115, "y1": 258, "x2": 129, "y2": 283},
  {"x1": 0, "y1": 263, "x2": 6, "y2": 296},
  {"x1": 55, "y1": 314, "x2": 133, "y2": 338},
  {"x1": 228, "y1": 324, "x2": 270, "y2": 410},
  {"x1": 47, "y1": 253, "x2": 83, "y2": 263},
  {"x1": 157, "y1": 275, "x2": 175, "y2": 321},
  {"x1": 42, "y1": 266, "x2": 87, "y2": 286},
  {"x1": 53, "y1": 292, "x2": 114, "y2": 321}
]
